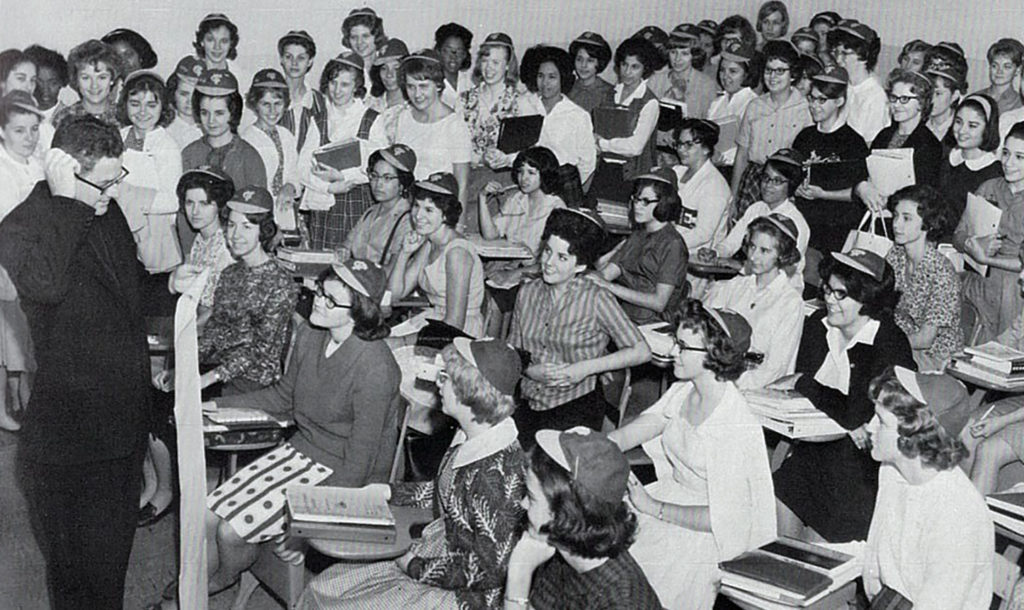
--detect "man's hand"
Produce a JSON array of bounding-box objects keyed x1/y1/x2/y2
[{"x1": 44, "y1": 148, "x2": 79, "y2": 200}]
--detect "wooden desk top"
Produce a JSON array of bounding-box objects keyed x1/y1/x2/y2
[{"x1": 307, "y1": 505, "x2": 435, "y2": 561}]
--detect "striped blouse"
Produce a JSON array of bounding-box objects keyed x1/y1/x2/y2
[{"x1": 509, "y1": 276, "x2": 643, "y2": 410}]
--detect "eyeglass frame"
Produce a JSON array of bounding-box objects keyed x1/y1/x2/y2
[
  {"x1": 820, "y1": 283, "x2": 850, "y2": 302},
  {"x1": 75, "y1": 166, "x2": 131, "y2": 194},
  {"x1": 669, "y1": 336, "x2": 709, "y2": 356},
  {"x1": 675, "y1": 138, "x2": 703, "y2": 150},
  {"x1": 807, "y1": 92, "x2": 835, "y2": 105},
  {"x1": 630, "y1": 194, "x2": 661, "y2": 206},
  {"x1": 888, "y1": 94, "x2": 920, "y2": 106},
  {"x1": 763, "y1": 66, "x2": 791, "y2": 76},
  {"x1": 314, "y1": 281, "x2": 353, "y2": 310},
  {"x1": 760, "y1": 174, "x2": 789, "y2": 187}
]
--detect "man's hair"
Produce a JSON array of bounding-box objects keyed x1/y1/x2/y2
[{"x1": 51, "y1": 116, "x2": 123, "y2": 173}]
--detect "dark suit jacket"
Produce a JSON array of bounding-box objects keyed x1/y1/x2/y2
[{"x1": 0, "y1": 181, "x2": 151, "y2": 464}]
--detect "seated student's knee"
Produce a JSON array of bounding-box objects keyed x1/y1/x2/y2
[{"x1": 216, "y1": 518, "x2": 246, "y2": 547}]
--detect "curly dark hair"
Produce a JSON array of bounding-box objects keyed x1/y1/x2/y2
[
  {"x1": 313, "y1": 267, "x2": 391, "y2": 341},
  {"x1": 342, "y1": 11, "x2": 387, "y2": 54},
  {"x1": 191, "y1": 90, "x2": 244, "y2": 133},
  {"x1": 887, "y1": 184, "x2": 953, "y2": 243},
  {"x1": 117, "y1": 72, "x2": 175, "y2": 128},
  {"x1": 761, "y1": 40, "x2": 802, "y2": 84},
  {"x1": 569, "y1": 36, "x2": 612, "y2": 74},
  {"x1": 102, "y1": 28, "x2": 158, "y2": 70},
  {"x1": 176, "y1": 171, "x2": 235, "y2": 213},
  {"x1": 366, "y1": 148, "x2": 416, "y2": 200},
  {"x1": 412, "y1": 189, "x2": 461, "y2": 228},
  {"x1": 51, "y1": 115, "x2": 124, "y2": 173},
  {"x1": 714, "y1": 15, "x2": 757, "y2": 56},
  {"x1": 513, "y1": 147, "x2": 560, "y2": 195},
  {"x1": 818, "y1": 255, "x2": 898, "y2": 320},
  {"x1": 520, "y1": 45, "x2": 575, "y2": 95},
  {"x1": 671, "y1": 299, "x2": 763, "y2": 382},
  {"x1": 222, "y1": 208, "x2": 277, "y2": 253},
  {"x1": 827, "y1": 29, "x2": 881, "y2": 71},
  {"x1": 614, "y1": 37, "x2": 661, "y2": 80},
  {"x1": 745, "y1": 216, "x2": 801, "y2": 270},
  {"x1": 541, "y1": 208, "x2": 606, "y2": 268},
  {"x1": 434, "y1": 23, "x2": 473, "y2": 72},
  {"x1": 887, "y1": 68, "x2": 934, "y2": 119},
  {"x1": 764, "y1": 157, "x2": 804, "y2": 197},
  {"x1": 23, "y1": 45, "x2": 68, "y2": 86},
  {"x1": 66, "y1": 40, "x2": 123, "y2": 93},
  {"x1": 631, "y1": 176, "x2": 681, "y2": 223},
  {"x1": 193, "y1": 16, "x2": 239, "y2": 61},
  {"x1": 528, "y1": 447, "x2": 637, "y2": 560},
  {"x1": 674, "y1": 118, "x2": 720, "y2": 158},
  {"x1": 868, "y1": 366, "x2": 968, "y2": 470}
]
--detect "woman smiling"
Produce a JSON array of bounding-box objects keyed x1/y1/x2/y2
[
  {"x1": 52, "y1": 39, "x2": 123, "y2": 129},
  {"x1": 567, "y1": 32, "x2": 614, "y2": 114}
]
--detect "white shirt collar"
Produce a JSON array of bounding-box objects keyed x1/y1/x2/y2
[
  {"x1": 813, "y1": 318, "x2": 881, "y2": 393},
  {"x1": 614, "y1": 80, "x2": 649, "y2": 106},
  {"x1": 449, "y1": 417, "x2": 519, "y2": 469},
  {"x1": 949, "y1": 148, "x2": 999, "y2": 171}
]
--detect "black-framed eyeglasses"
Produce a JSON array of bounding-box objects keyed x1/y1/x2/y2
[
  {"x1": 760, "y1": 174, "x2": 789, "y2": 187},
  {"x1": 820, "y1": 284, "x2": 850, "y2": 302},
  {"x1": 314, "y1": 282, "x2": 352, "y2": 310},
  {"x1": 670, "y1": 337, "x2": 709, "y2": 355},
  {"x1": 763, "y1": 66, "x2": 791, "y2": 76},
  {"x1": 75, "y1": 166, "x2": 130, "y2": 194},
  {"x1": 888, "y1": 94, "x2": 919, "y2": 105},
  {"x1": 368, "y1": 172, "x2": 399, "y2": 183},
  {"x1": 630, "y1": 194, "x2": 660, "y2": 206},
  {"x1": 675, "y1": 138, "x2": 702, "y2": 150},
  {"x1": 807, "y1": 93, "x2": 833, "y2": 105}
]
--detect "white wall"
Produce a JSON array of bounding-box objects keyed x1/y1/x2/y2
[{"x1": 2, "y1": 0, "x2": 1021, "y2": 91}]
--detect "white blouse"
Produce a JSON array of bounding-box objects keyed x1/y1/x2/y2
[
  {"x1": 0, "y1": 145, "x2": 44, "y2": 221},
  {"x1": 864, "y1": 465, "x2": 992, "y2": 609},
  {"x1": 813, "y1": 317, "x2": 881, "y2": 393},
  {"x1": 704, "y1": 272, "x2": 804, "y2": 390},
  {"x1": 519, "y1": 93, "x2": 597, "y2": 184}
]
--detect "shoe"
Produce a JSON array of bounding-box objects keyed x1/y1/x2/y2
[
  {"x1": 0, "y1": 409, "x2": 20, "y2": 432},
  {"x1": 138, "y1": 502, "x2": 172, "y2": 528}
]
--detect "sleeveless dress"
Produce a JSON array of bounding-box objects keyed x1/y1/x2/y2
[{"x1": 418, "y1": 238, "x2": 485, "y2": 337}]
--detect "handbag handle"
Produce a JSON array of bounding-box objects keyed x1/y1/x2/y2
[{"x1": 856, "y1": 210, "x2": 890, "y2": 240}]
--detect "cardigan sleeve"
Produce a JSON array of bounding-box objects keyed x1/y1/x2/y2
[
  {"x1": 0, "y1": 187, "x2": 96, "y2": 305},
  {"x1": 409, "y1": 450, "x2": 526, "y2": 592}
]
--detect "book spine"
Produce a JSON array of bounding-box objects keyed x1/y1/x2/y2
[{"x1": 290, "y1": 521, "x2": 397, "y2": 544}]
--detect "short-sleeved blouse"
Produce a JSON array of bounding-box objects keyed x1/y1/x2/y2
[
  {"x1": 886, "y1": 245, "x2": 963, "y2": 369},
  {"x1": 735, "y1": 89, "x2": 812, "y2": 163},
  {"x1": 393, "y1": 109, "x2": 473, "y2": 180},
  {"x1": 609, "y1": 223, "x2": 689, "y2": 325}
]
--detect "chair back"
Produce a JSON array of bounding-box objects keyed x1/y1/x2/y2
[{"x1": 961, "y1": 298, "x2": 982, "y2": 347}]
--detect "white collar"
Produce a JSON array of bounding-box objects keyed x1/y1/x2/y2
[
  {"x1": 949, "y1": 148, "x2": 999, "y2": 171},
  {"x1": 614, "y1": 80, "x2": 649, "y2": 105},
  {"x1": 823, "y1": 316, "x2": 880, "y2": 352},
  {"x1": 450, "y1": 417, "x2": 519, "y2": 469}
]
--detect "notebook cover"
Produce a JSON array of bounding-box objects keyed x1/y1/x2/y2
[
  {"x1": 313, "y1": 139, "x2": 361, "y2": 172},
  {"x1": 720, "y1": 551, "x2": 833, "y2": 598},
  {"x1": 592, "y1": 106, "x2": 634, "y2": 139},
  {"x1": 497, "y1": 115, "x2": 544, "y2": 153}
]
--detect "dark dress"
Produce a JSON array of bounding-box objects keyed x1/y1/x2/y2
[
  {"x1": 773, "y1": 311, "x2": 915, "y2": 542},
  {"x1": 792, "y1": 124, "x2": 870, "y2": 254},
  {"x1": 609, "y1": 223, "x2": 689, "y2": 325},
  {"x1": 938, "y1": 154, "x2": 1003, "y2": 233}
]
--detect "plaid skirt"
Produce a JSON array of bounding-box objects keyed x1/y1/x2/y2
[
  {"x1": 307, "y1": 183, "x2": 375, "y2": 251},
  {"x1": 207, "y1": 443, "x2": 333, "y2": 543},
  {"x1": 298, "y1": 517, "x2": 459, "y2": 610},
  {"x1": 732, "y1": 161, "x2": 764, "y2": 223}
]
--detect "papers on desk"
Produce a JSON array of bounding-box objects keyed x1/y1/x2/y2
[
  {"x1": 203, "y1": 408, "x2": 291, "y2": 432},
  {"x1": 743, "y1": 389, "x2": 846, "y2": 439},
  {"x1": 466, "y1": 235, "x2": 533, "y2": 259},
  {"x1": 639, "y1": 322, "x2": 675, "y2": 358},
  {"x1": 989, "y1": 488, "x2": 1024, "y2": 537},
  {"x1": 287, "y1": 484, "x2": 397, "y2": 543},
  {"x1": 963, "y1": 193, "x2": 1003, "y2": 275},
  {"x1": 866, "y1": 148, "x2": 915, "y2": 197}
]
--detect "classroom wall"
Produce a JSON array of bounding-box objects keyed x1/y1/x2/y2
[{"x1": 2, "y1": 0, "x2": 1021, "y2": 92}]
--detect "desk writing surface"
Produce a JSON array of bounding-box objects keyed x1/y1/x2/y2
[{"x1": 307, "y1": 505, "x2": 435, "y2": 561}]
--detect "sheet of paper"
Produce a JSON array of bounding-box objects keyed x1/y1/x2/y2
[{"x1": 866, "y1": 148, "x2": 915, "y2": 197}]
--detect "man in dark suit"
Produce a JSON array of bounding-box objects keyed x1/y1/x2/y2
[{"x1": 0, "y1": 116, "x2": 151, "y2": 609}]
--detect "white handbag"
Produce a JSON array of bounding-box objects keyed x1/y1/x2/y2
[{"x1": 843, "y1": 211, "x2": 892, "y2": 258}]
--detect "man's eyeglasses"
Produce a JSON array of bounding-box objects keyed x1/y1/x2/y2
[
  {"x1": 821, "y1": 284, "x2": 850, "y2": 302},
  {"x1": 368, "y1": 172, "x2": 399, "y2": 183},
  {"x1": 75, "y1": 167, "x2": 130, "y2": 194},
  {"x1": 314, "y1": 282, "x2": 352, "y2": 310},
  {"x1": 888, "y1": 94, "x2": 919, "y2": 106}
]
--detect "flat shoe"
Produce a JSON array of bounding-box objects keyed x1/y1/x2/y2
[{"x1": 138, "y1": 502, "x2": 172, "y2": 528}]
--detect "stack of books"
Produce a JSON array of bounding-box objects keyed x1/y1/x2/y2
[
  {"x1": 596, "y1": 201, "x2": 630, "y2": 231},
  {"x1": 720, "y1": 537, "x2": 858, "y2": 607},
  {"x1": 743, "y1": 389, "x2": 846, "y2": 439},
  {"x1": 466, "y1": 235, "x2": 533, "y2": 260},
  {"x1": 987, "y1": 489, "x2": 1024, "y2": 537},
  {"x1": 949, "y1": 341, "x2": 1024, "y2": 388},
  {"x1": 276, "y1": 248, "x2": 337, "y2": 277},
  {"x1": 287, "y1": 484, "x2": 397, "y2": 543}
]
